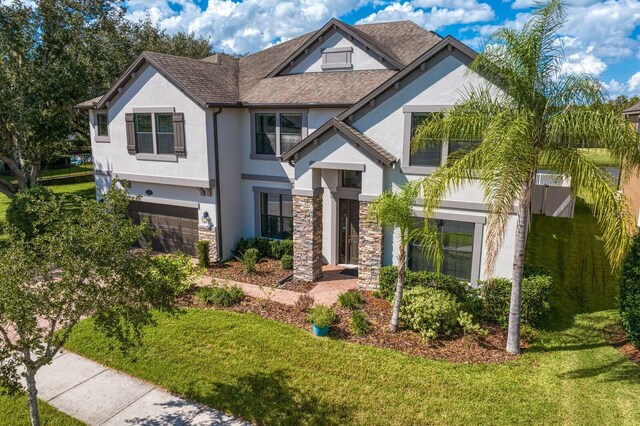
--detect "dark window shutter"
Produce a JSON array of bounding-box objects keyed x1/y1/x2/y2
[
  {"x1": 173, "y1": 113, "x2": 186, "y2": 157},
  {"x1": 125, "y1": 113, "x2": 136, "y2": 154}
]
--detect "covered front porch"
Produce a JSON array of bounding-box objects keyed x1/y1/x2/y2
[{"x1": 282, "y1": 119, "x2": 397, "y2": 289}]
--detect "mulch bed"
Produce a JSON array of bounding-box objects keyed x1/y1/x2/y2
[
  {"x1": 206, "y1": 259, "x2": 292, "y2": 287},
  {"x1": 184, "y1": 289, "x2": 517, "y2": 364},
  {"x1": 604, "y1": 325, "x2": 640, "y2": 365}
]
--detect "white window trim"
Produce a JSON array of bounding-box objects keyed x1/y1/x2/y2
[
  {"x1": 250, "y1": 109, "x2": 308, "y2": 160},
  {"x1": 132, "y1": 108, "x2": 177, "y2": 161},
  {"x1": 93, "y1": 110, "x2": 110, "y2": 143}
]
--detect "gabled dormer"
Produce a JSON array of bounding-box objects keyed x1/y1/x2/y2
[{"x1": 268, "y1": 18, "x2": 404, "y2": 76}]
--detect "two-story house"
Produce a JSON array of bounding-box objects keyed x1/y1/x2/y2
[{"x1": 77, "y1": 18, "x2": 518, "y2": 289}]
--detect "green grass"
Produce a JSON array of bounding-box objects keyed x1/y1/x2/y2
[
  {"x1": 64, "y1": 199, "x2": 640, "y2": 425},
  {"x1": 38, "y1": 164, "x2": 93, "y2": 179},
  {"x1": 577, "y1": 148, "x2": 619, "y2": 167},
  {"x1": 0, "y1": 393, "x2": 84, "y2": 425}
]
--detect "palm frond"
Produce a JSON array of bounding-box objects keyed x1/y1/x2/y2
[{"x1": 544, "y1": 147, "x2": 633, "y2": 267}]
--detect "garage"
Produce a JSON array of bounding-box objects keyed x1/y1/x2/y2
[{"x1": 128, "y1": 201, "x2": 199, "y2": 256}]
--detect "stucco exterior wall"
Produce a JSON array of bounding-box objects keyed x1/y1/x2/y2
[{"x1": 287, "y1": 30, "x2": 392, "y2": 74}]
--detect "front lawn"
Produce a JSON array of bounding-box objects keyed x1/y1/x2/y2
[
  {"x1": 63, "y1": 195, "x2": 640, "y2": 425},
  {"x1": 0, "y1": 393, "x2": 83, "y2": 426}
]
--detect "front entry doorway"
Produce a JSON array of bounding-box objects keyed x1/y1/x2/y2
[{"x1": 338, "y1": 199, "x2": 359, "y2": 265}]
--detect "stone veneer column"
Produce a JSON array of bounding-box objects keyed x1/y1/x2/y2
[
  {"x1": 293, "y1": 193, "x2": 323, "y2": 282},
  {"x1": 358, "y1": 201, "x2": 383, "y2": 290},
  {"x1": 198, "y1": 226, "x2": 218, "y2": 261}
]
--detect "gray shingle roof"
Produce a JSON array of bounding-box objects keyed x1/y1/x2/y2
[
  {"x1": 77, "y1": 19, "x2": 443, "y2": 109},
  {"x1": 623, "y1": 102, "x2": 640, "y2": 114}
]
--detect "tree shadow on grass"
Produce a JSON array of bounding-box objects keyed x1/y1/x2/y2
[
  {"x1": 191, "y1": 369, "x2": 354, "y2": 426},
  {"x1": 557, "y1": 357, "x2": 640, "y2": 384}
]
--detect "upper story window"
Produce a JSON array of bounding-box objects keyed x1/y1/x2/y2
[
  {"x1": 252, "y1": 111, "x2": 306, "y2": 159},
  {"x1": 96, "y1": 113, "x2": 109, "y2": 137},
  {"x1": 134, "y1": 112, "x2": 175, "y2": 155},
  {"x1": 410, "y1": 113, "x2": 442, "y2": 167},
  {"x1": 408, "y1": 219, "x2": 475, "y2": 282},
  {"x1": 321, "y1": 47, "x2": 353, "y2": 70},
  {"x1": 341, "y1": 170, "x2": 362, "y2": 188}
]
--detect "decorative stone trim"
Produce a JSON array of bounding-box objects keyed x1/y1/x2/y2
[
  {"x1": 198, "y1": 226, "x2": 218, "y2": 261},
  {"x1": 358, "y1": 201, "x2": 383, "y2": 290},
  {"x1": 293, "y1": 193, "x2": 323, "y2": 282}
]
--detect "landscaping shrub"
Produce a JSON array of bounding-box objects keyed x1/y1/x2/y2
[
  {"x1": 270, "y1": 239, "x2": 293, "y2": 259},
  {"x1": 233, "y1": 237, "x2": 293, "y2": 260},
  {"x1": 197, "y1": 283, "x2": 245, "y2": 307},
  {"x1": 523, "y1": 264, "x2": 552, "y2": 278},
  {"x1": 197, "y1": 240, "x2": 210, "y2": 268},
  {"x1": 307, "y1": 305, "x2": 337, "y2": 328},
  {"x1": 5, "y1": 186, "x2": 59, "y2": 240},
  {"x1": 149, "y1": 252, "x2": 199, "y2": 296},
  {"x1": 338, "y1": 289, "x2": 364, "y2": 310},
  {"x1": 240, "y1": 248, "x2": 259, "y2": 274},
  {"x1": 281, "y1": 254, "x2": 293, "y2": 270},
  {"x1": 350, "y1": 310, "x2": 372, "y2": 336},
  {"x1": 400, "y1": 287, "x2": 461, "y2": 340},
  {"x1": 478, "y1": 274, "x2": 552, "y2": 328},
  {"x1": 295, "y1": 294, "x2": 314, "y2": 312},
  {"x1": 620, "y1": 233, "x2": 640, "y2": 348},
  {"x1": 457, "y1": 311, "x2": 487, "y2": 338},
  {"x1": 378, "y1": 266, "x2": 479, "y2": 313}
]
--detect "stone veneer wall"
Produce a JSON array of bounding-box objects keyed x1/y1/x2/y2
[
  {"x1": 293, "y1": 193, "x2": 323, "y2": 282},
  {"x1": 198, "y1": 226, "x2": 218, "y2": 261},
  {"x1": 358, "y1": 201, "x2": 383, "y2": 290}
]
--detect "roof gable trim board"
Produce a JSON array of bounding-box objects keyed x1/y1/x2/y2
[{"x1": 267, "y1": 18, "x2": 404, "y2": 78}]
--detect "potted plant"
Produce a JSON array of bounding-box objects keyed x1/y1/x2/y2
[{"x1": 307, "y1": 304, "x2": 336, "y2": 337}]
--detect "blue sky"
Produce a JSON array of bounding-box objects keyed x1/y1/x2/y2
[{"x1": 126, "y1": 0, "x2": 640, "y2": 97}]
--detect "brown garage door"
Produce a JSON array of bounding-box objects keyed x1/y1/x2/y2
[{"x1": 128, "y1": 201, "x2": 199, "y2": 256}]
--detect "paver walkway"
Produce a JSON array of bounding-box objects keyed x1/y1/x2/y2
[
  {"x1": 36, "y1": 350, "x2": 248, "y2": 425},
  {"x1": 200, "y1": 265, "x2": 359, "y2": 306}
]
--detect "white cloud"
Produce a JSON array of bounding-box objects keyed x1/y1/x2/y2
[
  {"x1": 355, "y1": 0, "x2": 494, "y2": 30},
  {"x1": 560, "y1": 48, "x2": 607, "y2": 76},
  {"x1": 511, "y1": 0, "x2": 536, "y2": 9},
  {"x1": 125, "y1": 0, "x2": 366, "y2": 53},
  {"x1": 627, "y1": 72, "x2": 640, "y2": 93}
]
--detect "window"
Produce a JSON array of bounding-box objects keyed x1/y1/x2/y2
[
  {"x1": 252, "y1": 111, "x2": 306, "y2": 158},
  {"x1": 341, "y1": 170, "x2": 362, "y2": 188},
  {"x1": 408, "y1": 219, "x2": 475, "y2": 282},
  {"x1": 135, "y1": 113, "x2": 154, "y2": 154},
  {"x1": 255, "y1": 113, "x2": 277, "y2": 155},
  {"x1": 321, "y1": 47, "x2": 353, "y2": 70},
  {"x1": 155, "y1": 113, "x2": 175, "y2": 154},
  {"x1": 410, "y1": 113, "x2": 442, "y2": 167},
  {"x1": 280, "y1": 113, "x2": 303, "y2": 153},
  {"x1": 96, "y1": 113, "x2": 108, "y2": 137},
  {"x1": 134, "y1": 112, "x2": 176, "y2": 155},
  {"x1": 260, "y1": 193, "x2": 293, "y2": 239},
  {"x1": 448, "y1": 139, "x2": 481, "y2": 158}
]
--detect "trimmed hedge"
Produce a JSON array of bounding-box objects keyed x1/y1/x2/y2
[
  {"x1": 197, "y1": 240, "x2": 210, "y2": 268},
  {"x1": 620, "y1": 233, "x2": 640, "y2": 348}
]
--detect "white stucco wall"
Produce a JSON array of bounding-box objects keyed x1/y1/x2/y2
[{"x1": 287, "y1": 30, "x2": 392, "y2": 74}]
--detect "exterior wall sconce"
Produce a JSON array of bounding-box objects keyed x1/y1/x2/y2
[
  {"x1": 145, "y1": 189, "x2": 153, "y2": 196},
  {"x1": 201, "y1": 211, "x2": 212, "y2": 229}
]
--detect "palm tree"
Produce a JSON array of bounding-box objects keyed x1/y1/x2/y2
[
  {"x1": 369, "y1": 181, "x2": 441, "y2": 332},
  {"x1": 414, "y1": 0, "x2": 640, "y2": 353}
]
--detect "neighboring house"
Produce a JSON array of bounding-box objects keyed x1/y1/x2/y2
[
  {"x1": 621, "y1": 103, "x2": 640, "y2": 227},
  {"x1": 77, "y1": 18, "x2": 520, "y2": 289}
]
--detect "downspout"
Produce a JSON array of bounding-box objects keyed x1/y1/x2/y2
[{"x1": 212, "y1": 108, "x2": 224, "y2": 263}]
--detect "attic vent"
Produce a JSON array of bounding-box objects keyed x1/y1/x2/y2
[{"x1": 321, "y1": 47, "x2": 353, "y2": 71}]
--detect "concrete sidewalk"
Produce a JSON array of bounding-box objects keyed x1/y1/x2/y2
[{"x1": 36, "y1": 351, "x2": 248, "y2": 425}]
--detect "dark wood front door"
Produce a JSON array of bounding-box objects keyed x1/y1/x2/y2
[{"x1": 338, "y1": 199, "x2": 359, "y2": 264}]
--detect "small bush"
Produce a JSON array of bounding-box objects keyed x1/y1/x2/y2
[
  {"x1": 620, "y1": 233, "x2": 640, "y2": 348},
  {"x1": 240, "y1": 248, "x2": 259, "y2": 274},
  {"x1": 520, "y1": 324, "x2": 538, "y2": 343},
  {"x1": 197, "y1": 283, "x2": 245, "y2": 307},
  {"x1": 457, "y1": 311, "x2": 487, "y2": 338},
  {"x1": 338, "y1": 289, "x2": 364, "y2": 310},
  {"x1": 270, "y1": 239, "x2": 293, "y2": 259},
  {"x1": 400, "y1": 287, "x2": 460, "y2": 340},
  {"x1": 149, "y1": 252, "x2": 199, "y2": 296},
  {"x1": 478, "y1": 274, "x2": 552, "y2": 328},
  {"x1": 233, "y1": 237, "x2": 293, "y2": 260},
  {"x1": 307, "y1": 304, "x2": 337, "y2": 328},
  {"x1": 378, "y1": 266, "x2": 399, "y2": 300},
  {"x1": 350, "y1": 310, "x2": 372, "y2": 335},
  {"x1": 281, "y1": 254, "x2": 293, "y2": 270},
  {"x1": 197, "y1": 240, "x2": 210, "y2": 268},
  {"x1": 295, "y1": 294, "x2": 315, "y2": 312}
]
